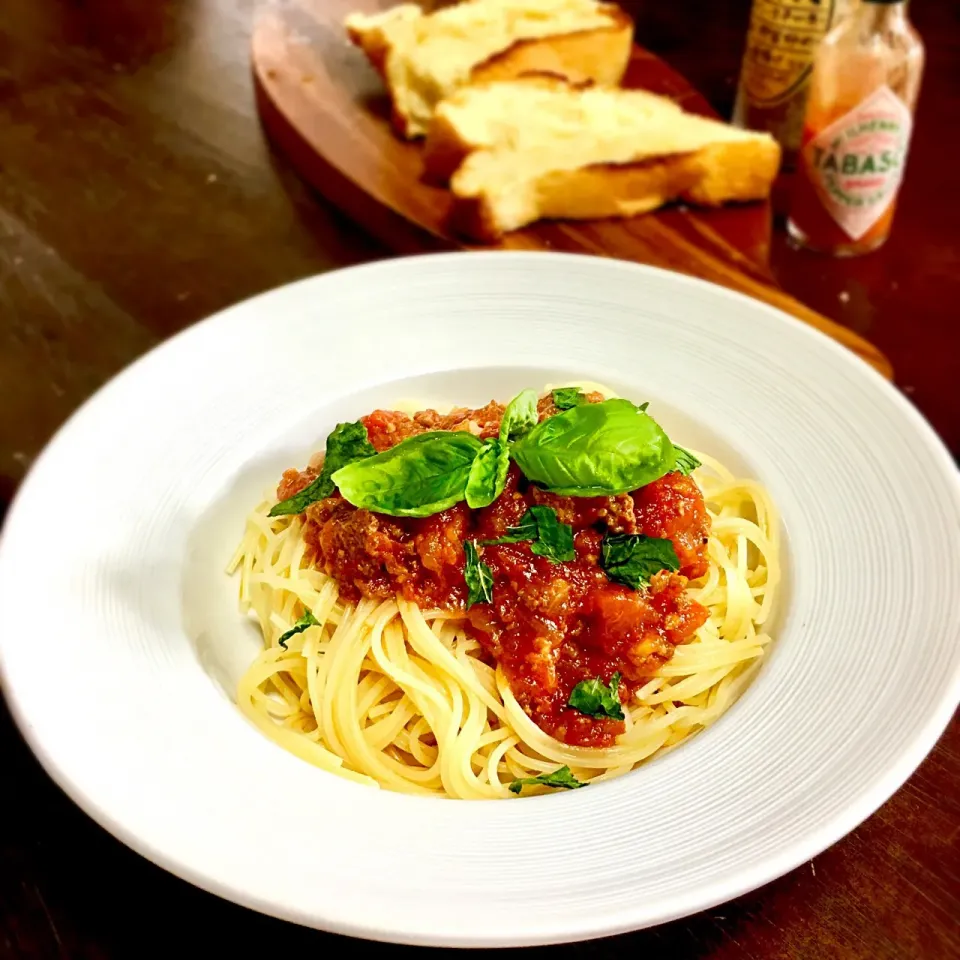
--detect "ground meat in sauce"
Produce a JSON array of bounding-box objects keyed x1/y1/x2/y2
[
  {"x1": 277, "y1": 397, "x2": 711, "y2": 748},
  {"x1": 361, "y1": 402, "x2": 506, "y2": 452},
  {"x1": 301, "y1": 498, "x2": 470, "y2": 608},
  {"x1": 634, "y1": 472, "x2": 711, "y2": 580},
  {"x1": 530, "y1": 487, "x2": 639, "y2": 534}
]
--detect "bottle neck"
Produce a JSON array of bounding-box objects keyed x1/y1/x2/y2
[{"x1": 856, "y1": 0, "x2": 908, "y2": 32}]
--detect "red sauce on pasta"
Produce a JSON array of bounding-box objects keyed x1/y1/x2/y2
[{"x1": 278, "y1": 396, "x2": 710, "y2": 748}]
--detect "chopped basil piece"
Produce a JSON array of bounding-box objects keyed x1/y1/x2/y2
[
  {"x1": 498, "y1": 389, "x2": 539, "y2": 443},
  {"x1": 269, "y1": 421, "x2": 377, "y2": 516},
  {"x1": 481, "y1": 505, "x2": 574, "y2": 563},
  {"x1": 277, "y1": 610, "x2": 320, "y2": 650},
  {"x1": 464, "y1": 540, "x2": 493, "y2": 608},
  {"x1": 465, "y1": 438, "x2": 509, "y2": 509},
  {"x1": 568, "y1": 672, "x2": 625, "y2": 720},
  {"x1": 551, "y1": 387, "x2": 586, "y2": 410},
  {"x1": 332, "y1": 431, "x2": 482, "y2": 517},
  {"x1": 672, "y1": 445, "x2": 702, "y2": 476},
  {"x1": 601, "y1": 533, "x2": 680, "y2": 590},
  {"x1": 508, "y1": 765, "x2": 586, "y2": 794}
]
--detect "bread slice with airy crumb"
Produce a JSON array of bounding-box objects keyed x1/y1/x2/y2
[
  {"x1": 345, "y1": 0, "x2": 632, "y2": 139},
  {"x1": 424, "y1": 73, "x2": 682, "y2": 182},
  {"x1": 423, "y1": 76, "x2": 782, "y2": 239}
]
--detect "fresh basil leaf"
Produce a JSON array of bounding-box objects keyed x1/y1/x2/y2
[
  {"x1": 332, "y1": 431, "x2": 482, "y2": 517},
  {"x1": 464, "y1": 540, "x2": 493, "y2": 608},
  {"x1": 277, "y1": 610, "x2": 319, "y2": 650},
  {"x1": 508, "y1": 765, "x2": 585, "y2": 794},
  {"x1": 601, "y1": 533, "x2": 680, "y2": 590},
  {"x1": 568, "y1": 672, "x2": 625, "y2": 720},
  {"x1": 529, "y1": 508, "x2": 575, "y2": 562},
  {"x1": 465, "y1": 438, "x2": 509, "y2": 509},
  {"x1": 511, "y1": 399, "x2": 676, "y2": 496},
  {"x1": 481, "y1": 505, "x2": 574, "y2": 563},
  {"x1": 672, "y1": 445, "x2": 701, "y2": 476},
  {"x1": 551, "y1": 387, "x2": 586, "y2": 411},
  {"x1": 498, "y1": 389, "x2": 539, "y2": 443},
  {"x1": 269, "y1": 421, "x2": 377, "y2": 517}
]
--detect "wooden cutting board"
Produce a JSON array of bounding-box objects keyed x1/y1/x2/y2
[{"x1": 251, "y1": 0, "x2": 892, "y2": 378}]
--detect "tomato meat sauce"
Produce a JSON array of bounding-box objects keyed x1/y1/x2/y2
[{"x1": 277, "y1": 397, "x2": 711, "y2": 748}]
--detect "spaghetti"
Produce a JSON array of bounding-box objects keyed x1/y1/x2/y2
[{"x1": 228, "y1": 390, "x2": 780, "y2": 798}]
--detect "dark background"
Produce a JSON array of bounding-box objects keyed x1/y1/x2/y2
[{"x1": 1, "y1": 1, "x2": 957, "y2": 957}]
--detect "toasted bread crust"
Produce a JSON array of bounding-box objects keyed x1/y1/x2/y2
[
  {"x1": 450, "y1": 140, "x2": 782, "y2": 241},
  {"x1": 347, "y1": 4, "x2": 633, "y2": 139},
  {"x1": 469, "y1": 10, "x2": 631, "y2": 88},
  {"x1": 345, "y1": 15, "x2": 397, "y2": 75}
]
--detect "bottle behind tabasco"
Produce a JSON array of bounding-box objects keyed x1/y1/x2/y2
[
  {"x1": 733, "y1": 0, "x2": 854, "y2": 167},
  {"x1": 787, "y1": 0, "x2": 924, "y2": 256}
]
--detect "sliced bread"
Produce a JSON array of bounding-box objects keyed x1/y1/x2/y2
[
  {"x1": 345, "y1": 0, "x2": 632, "y2": 139},
  {"x1": 424, "y1": 76, "x2": 782, "y2": 239}
]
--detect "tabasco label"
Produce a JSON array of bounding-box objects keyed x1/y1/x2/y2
[{"x1": 803, "y1": 85, "x2": 913, "y2": 240}]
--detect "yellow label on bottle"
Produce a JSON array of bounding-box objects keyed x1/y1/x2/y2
[{"x1": 741, "y1": 0, "x2": 840, "y2": 106}]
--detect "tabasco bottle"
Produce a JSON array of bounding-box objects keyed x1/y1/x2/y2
[
  {"x1": 787, "y1": 0, "x2": 925, "y2": 256},
  {"x1": 733, "y1": 0, "x2": 855, "y2": 167}
]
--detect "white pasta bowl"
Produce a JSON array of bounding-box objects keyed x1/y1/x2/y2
[{"x1": 0, "y1": 252, "x2": 957, "y2": 946}]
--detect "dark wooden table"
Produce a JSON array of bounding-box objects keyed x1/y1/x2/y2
[{"x1": 1, "y1": 1, "x2": 957, "y2": 957}]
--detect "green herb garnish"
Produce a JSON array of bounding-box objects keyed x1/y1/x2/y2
[
  {"x1": 465, "y1": 438, "x2": 509, "y2": 509},
  {"x1": 498, "y1": 389, "x2": 539, "y2": 443},
  {"x1": 511, "y1": 399, "x2": 675, "y2": 497},
  {"x1": 302, "y1": 391, "x2": 682, "y2": 520},
  {"x1": 277, "y1": 610, "x2": 320, "y2": 650},
  {"x1": 463, "y1": 540, "x2": 493, "y2": 608},
  {"x1": 481, "y1": 505, "x2": 574, "y2": 563},
  {"x1": 568, "y1": 672, "x2": 625, "y2": 720},
  {"x1": 600, "y1": 533, "x2": 680, "y2": 590},
  {"x1": 332, "y1": 431, "x2": 482, "y2": 517},
  {"x1": 508, "y1": 765, "x2": 586, "y2": 794},
  {"x1": 269, "y1": 421, "x2": 377, "y2": 516},
  {"x1": 672, "y1": 445, "x2": 701, "y2": 476},
  {"x1": 551, "y1": 387, "x2": 586, "y2": 410}
]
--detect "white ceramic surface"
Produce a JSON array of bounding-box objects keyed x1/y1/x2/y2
[{"x1": 1, "y1": 252, "x2": 958, "y2": 946}]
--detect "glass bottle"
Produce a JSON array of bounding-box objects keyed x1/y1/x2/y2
[
  {"x1": 787, "y1": 0, "x2": 924, "y2": 256},
  {"x1": 733, "y1": 0, "x2": 855, "y2": 167}
]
